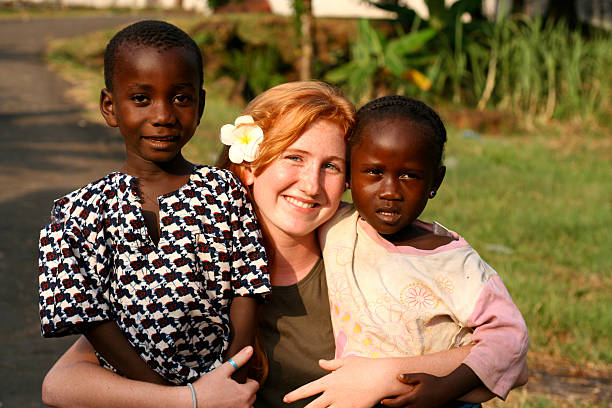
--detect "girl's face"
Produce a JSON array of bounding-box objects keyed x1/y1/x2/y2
[
  {"x1": 349, "y1": 118, "x2": 445, "y2": 243},
  {"x1": 245, "y1": 119, "x2": 346, "y2": 242}
]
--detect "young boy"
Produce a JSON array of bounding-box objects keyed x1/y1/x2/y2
[{"x1": 38, "y1": 20, "x2": 269, "y2": 387}]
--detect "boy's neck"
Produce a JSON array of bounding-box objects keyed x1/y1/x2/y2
[{"x1": 121, "y1": 153, "x2": 193, "y2": 180}]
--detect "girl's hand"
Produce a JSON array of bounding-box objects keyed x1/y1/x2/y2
[
  {"x1": 380, "y1": 373, "x2": 446, "y2": 407},
  {"x1": 192, "y1": 346, "x2": 259, "y2": 408},
  {"x1": 283, "y1": 356, "x2": 409, "y2": 408}
]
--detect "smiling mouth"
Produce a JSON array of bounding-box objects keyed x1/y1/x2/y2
[
  {"x1": 143, "y1": 136, "x2": 179, "y2": 142},
  {"x1": 284, "y1": 196, "x2": 318, "y2": 209}
]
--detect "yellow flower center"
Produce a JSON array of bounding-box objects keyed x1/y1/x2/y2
[{"x1": 238, "y1": 132, "x2": 252, "y2": 145}]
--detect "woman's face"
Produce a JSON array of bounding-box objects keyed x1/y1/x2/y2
[{"x1": 246, "y1": 119, "x2": 346, "y2": 242}]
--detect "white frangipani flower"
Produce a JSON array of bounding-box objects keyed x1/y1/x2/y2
[{"x1": 220, "y1": 115, "x2": 264, "y2": 164}]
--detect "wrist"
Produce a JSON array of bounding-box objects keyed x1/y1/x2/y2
[
  {"x1": 443, "y1": 364, "x2": 483, "y2": 400},
  {"x1": 187, "y1": 383, "x2": 197, "y2": 408}
]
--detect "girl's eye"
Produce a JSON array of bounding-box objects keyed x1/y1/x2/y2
[
  {"x1": 399, "y1": 173, "x2": 420, "y2": 180},
  {"x1": 173, "y1": 94, "x2": 192, "y2": 105},
  {"x1": 285, "y1": 155, "x2": 302, "y2": 162},
  {"x1": 364, "y1": 168, "x2": 381, "y2": 176},
  {"x1": 131, "y1": 94, "x2": 150, "y2": 104}
]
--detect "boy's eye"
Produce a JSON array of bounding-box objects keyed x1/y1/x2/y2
[
  {"x1": 131, "y1": 94, "x2": 150, "y2": 104},
  {"x1": 173, "y1": 94, "x2": 192, "y2": 105},
  {"x1": 363, "y1": 168, "x2": 382, "y2": 176}
]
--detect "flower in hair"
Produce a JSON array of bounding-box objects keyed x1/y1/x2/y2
[{"x1": 220, "y1": 115, "x2": 264, "y2": 164}]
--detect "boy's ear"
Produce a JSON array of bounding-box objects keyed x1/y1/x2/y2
[
  {"x1": 99, "y1": 88, "x2": 118, "y2": 127},
  {"x1": 197, "y1": 89, "x2": 206, "y2": 125}
]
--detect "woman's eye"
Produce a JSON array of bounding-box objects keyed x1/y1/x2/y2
[
  {"x1": 285, "y1": 155, "x2": 301, "y2": 162},
  {"x1": 131, "y1": 94, "x2": 149, "y2": 104},
  {"x1": 324, "y1": 163, "x2": 340, "y2": 172}
]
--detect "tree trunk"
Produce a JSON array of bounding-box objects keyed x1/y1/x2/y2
[{"x1": 298, "y1": 0, "x2": 314, "y2": 81}]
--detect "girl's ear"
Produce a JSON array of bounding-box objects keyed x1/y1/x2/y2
[
  {"x1": 197, "y1": 89, "x2": 206, "y2": 125},
  {"x1": 431, "y1": 165, "x2": 446, "y2": 196},
  {"x1": 99, "y1": 88, "x2": 118, "y2": 127}
]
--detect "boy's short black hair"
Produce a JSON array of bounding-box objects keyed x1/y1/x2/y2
[
  {"x1": 103, "y1": 20, "x2": 203, "y2": 90},
  {"x1": 349, "y1": 95, "x2": 447, "y2": 168}
]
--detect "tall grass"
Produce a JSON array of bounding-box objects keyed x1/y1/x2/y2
[{"x1": 470, "y1": 17, "x2": 612, "y2": 126}]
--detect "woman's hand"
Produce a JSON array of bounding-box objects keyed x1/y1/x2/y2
[
  {"x1": 283, "y1": 356, "x2": 409, "y2": 408},
  {"x1": 42, "y1": 337, "x2": 259, "y2": 408},
  {"x1": 192, "y1": 346, "x2": 259, "y2": 408}
]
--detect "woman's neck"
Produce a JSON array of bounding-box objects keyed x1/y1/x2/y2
[{"x1": 267, "y1": 232, "x2": 321, "y2": 286}]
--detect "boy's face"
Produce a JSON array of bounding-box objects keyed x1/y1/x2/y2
[
  {"x1": 100, "y1": 45, "x2": 204, "y2": 166},
  {"x1": 349, "y1": 118, "x2": 444, "y2": 242}
]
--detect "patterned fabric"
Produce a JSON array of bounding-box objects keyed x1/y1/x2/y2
[
  {"x1": 39, "y1": 165, "x2": 270, "y2": 385},
  {"x1": 321, "y1": 205, "x2": 528, "y2": 398}
]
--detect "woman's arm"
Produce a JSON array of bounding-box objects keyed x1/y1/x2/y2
[
  {"x1": 42, "y1": 336, "x2": 258, "y2": 408},
  {"x1": 284, "y1": 346, "x2": 475, "y2": 408}
]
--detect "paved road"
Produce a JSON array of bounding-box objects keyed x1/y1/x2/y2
[{"x1": 0, "y1": 14, "x2": 158, "y2": 407}]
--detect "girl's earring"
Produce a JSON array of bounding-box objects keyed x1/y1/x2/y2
[
  {"x1": 429, "y1": 190, "x2": 437, "y2": 198},
  {"x1": 345, "y1": 182, "x2": 350, "y2": 191}
]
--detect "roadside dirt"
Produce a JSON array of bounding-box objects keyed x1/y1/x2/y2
[{"x1": 0, "y1": 13, "x2": 155, "y2": 407}]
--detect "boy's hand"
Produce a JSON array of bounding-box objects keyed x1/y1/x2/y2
[{"x1": 193, "y1": 346, "x2": 258, "y2": 408}]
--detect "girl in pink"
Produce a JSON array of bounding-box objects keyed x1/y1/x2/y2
[{"x1": 317, "y1": 95, "x2": 528, "y2": 407}]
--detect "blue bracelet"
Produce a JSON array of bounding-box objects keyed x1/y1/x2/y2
[
  {"x1": 187, "y1": 383, "x2": 197, "y2": 408},
  {"x1": 227, "y1": 357, "x2": 239, "y2": 371}
]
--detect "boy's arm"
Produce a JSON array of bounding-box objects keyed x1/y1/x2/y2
[
  {"x1": 84, "y1": 321, "x2": 168, "y2": 385},
  {"x1": 226, "y1": 296, "x2": 259, "y2": 383}
]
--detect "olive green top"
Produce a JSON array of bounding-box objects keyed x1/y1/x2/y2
[{"x1": 255, "y1": 258, "x2": 335, "y2": 408}]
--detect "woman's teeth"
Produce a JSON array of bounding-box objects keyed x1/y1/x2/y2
[{"x1": 285, "y1": 196, "x2": 316, "y2": 208}]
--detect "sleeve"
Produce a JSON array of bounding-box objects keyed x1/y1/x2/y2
[
  {"x1": 462, "y1": 274, "x2": 529, "y2": 399},
  {"x1": 38, "y1": 200, "x2": 113, "y2": 337},
  {"x1": 224, "y1": 173, "x2": 270, "y2": 298}
]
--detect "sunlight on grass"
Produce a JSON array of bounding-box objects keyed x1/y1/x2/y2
[{"x1": 421, "y1": 129, "x2": 611, "y2": 366}]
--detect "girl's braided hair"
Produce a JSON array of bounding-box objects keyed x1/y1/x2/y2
[{"x1": 348, "y1": 95, "x2": 447, "y2": 169}]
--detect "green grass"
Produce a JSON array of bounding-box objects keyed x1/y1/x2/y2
[{"x1": 420, "y1": 129, "x2": 611, "y2": 365}]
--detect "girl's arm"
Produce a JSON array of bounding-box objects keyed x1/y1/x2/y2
[
  {"x1": 84, "y1": 321, "x2": 168, "y2": 384},
  {"x1": 42, "y1": 336, "x2": 259, "y2": 408},
  {"x1": 226, "y1": 296, "x2": 259, "y2": 383}
]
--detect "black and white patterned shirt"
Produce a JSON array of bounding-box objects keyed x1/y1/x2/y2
[{"x1": 39, "y1": 165, "x2": 269, "y2": 384}]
